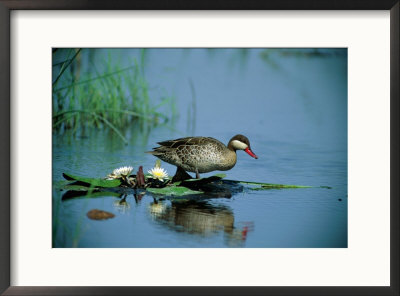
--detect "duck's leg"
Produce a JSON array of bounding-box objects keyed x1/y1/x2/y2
[
  {"x1": 195, "y1": 169, "x2": 200, "y2": 179},
  {"x1": 172, "y1": 166, "x2": 192, "y2": 183}
]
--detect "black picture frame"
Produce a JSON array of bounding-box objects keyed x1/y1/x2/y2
[{"x1": 1, "y1": 1, "x2": 399, "y2": 295}]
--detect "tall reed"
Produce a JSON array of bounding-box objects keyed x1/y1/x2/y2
[{"x1": 52, "y1": 49, "x2": 177, "y2": 143}]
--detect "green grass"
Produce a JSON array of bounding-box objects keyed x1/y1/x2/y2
[{"x1": 52, "y1": 49, "x2": 177, "y2": 142}]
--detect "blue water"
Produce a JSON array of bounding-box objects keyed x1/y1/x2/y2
[{"x1": 52, "y1": 49, "x2": 347, "y2": 248}]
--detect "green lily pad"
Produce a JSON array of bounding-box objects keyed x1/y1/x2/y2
[
  {"x1": 147, "y1": 186, "x2": 203, "y2": 196},
  {"x1": 259, "y1": 183, "x2": 312, "y2": 189},
  {"x1": 63, "y1": 173, "x2": 121, "y2": 188},
  {"x1": 223, "y1": 179, "x2": 330, "y2": 190},
  {"x1": 249, "y1": 184, "x2": 312, "y2": 190}
]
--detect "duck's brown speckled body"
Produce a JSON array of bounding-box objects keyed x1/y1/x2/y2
[{"x1": 147, "y1": 134, "x2": 257, "y2": 180}]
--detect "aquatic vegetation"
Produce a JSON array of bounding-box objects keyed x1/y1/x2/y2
[
  {"x1": 60, "y1": 160, "x2": 328, "y2": 200},
  {"x1": 147, "y1": 167, "x2": 169, "y2": 181},
  {"x1": 146, "y1": 185, "x2": 202, "y2": 196},
  {"x1": 63, "y1": 172, "x2": 121, "y2": 188},
  {"x1": 52, "y1": 48, "x2": 177, "y2": 142},
  {"x1": 106, "y1": 166, "x2": 133, "y2": 180}
]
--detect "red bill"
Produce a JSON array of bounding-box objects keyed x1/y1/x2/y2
[{"x1": 244, "y1": 147, "x2": 258, "y2": 159}]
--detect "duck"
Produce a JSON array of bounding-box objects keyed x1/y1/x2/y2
[{"x1": 147, "y1": 134, "x2": 258, "y2": 181}]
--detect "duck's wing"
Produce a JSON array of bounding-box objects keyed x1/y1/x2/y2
[
  {"x1": 157, "y1": 137, "x2": 195, "y2": 148},
  {"x1": 146, "y1": 137, "x2": 192, "y2": 155},
  {"x1": 146, "y1": 137, "x2": 222, "y2": 156},
  {"x1": 157, "y1": 137, "x2": 220, "y2": 148}
]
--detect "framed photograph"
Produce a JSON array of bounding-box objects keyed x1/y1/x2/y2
[{"x1": 1, "y1": 1, "x2": 398, "y2": 295}]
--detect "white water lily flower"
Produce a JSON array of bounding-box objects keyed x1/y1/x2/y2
[
  {"x1": 106, "y1": 166, "x2": 133, "y2": 179},
  {"x1": 148, "y1": 167, "x2": 168, "y2": 181}
]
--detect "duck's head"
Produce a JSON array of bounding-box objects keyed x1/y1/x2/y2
[{"x1": 228, "y1": 134, "x2": 258, "y2": 159}]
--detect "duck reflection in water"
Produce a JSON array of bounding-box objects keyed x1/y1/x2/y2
[{"x1": 148, "y1": 200, "x2": 253, "y2": 247}]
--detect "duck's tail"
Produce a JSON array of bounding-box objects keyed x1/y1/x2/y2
[
  {"x1": 145, "y1": 149, "x2": 164, "y2": 156},
  {"x1": 146, "y1": 145, "x2": 170, "y2": 156}
]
